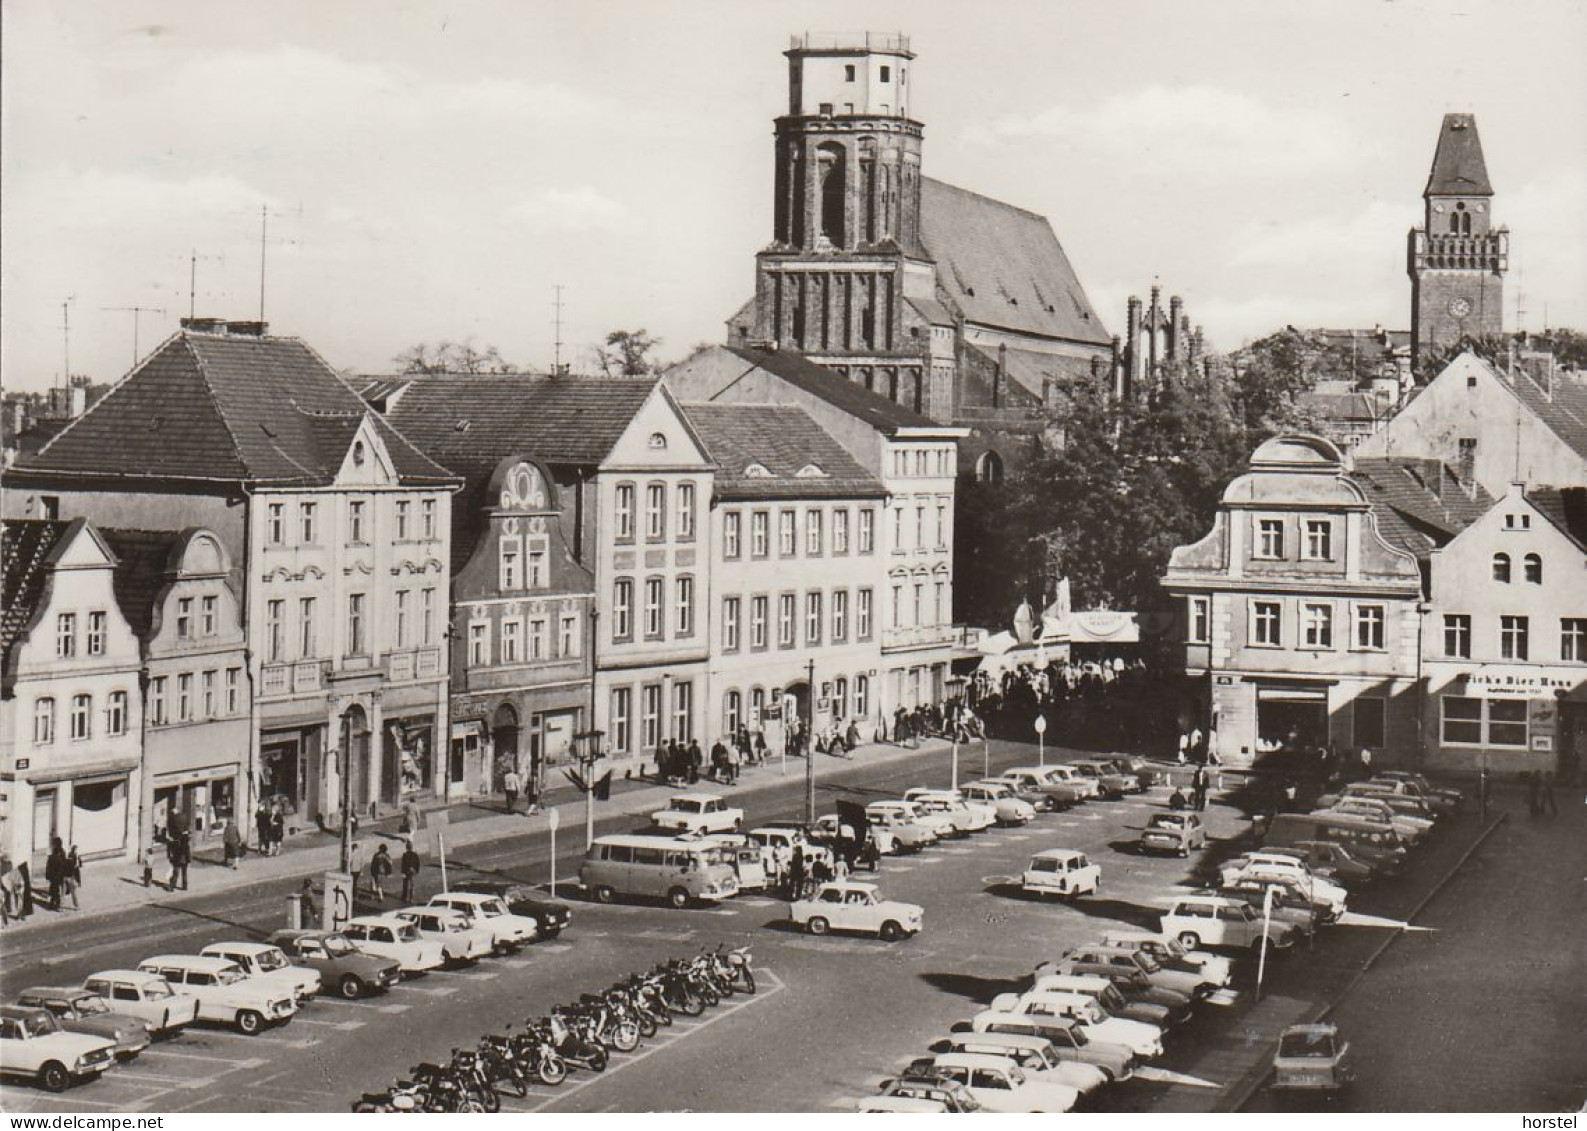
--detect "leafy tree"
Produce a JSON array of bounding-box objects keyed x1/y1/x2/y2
[
  {"x1": 594, "y1": 329, "x2": 661, "y2": 376},
  {"x1": 394, "y1": 340, "x2": 513, "y2": 374},
  {"x1": 1419, "y1": 329, "x2": 1587, "y2": 379}
]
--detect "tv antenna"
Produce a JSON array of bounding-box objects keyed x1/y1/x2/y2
[
  {"x1": 552, "y1": 284, "x2": 566, "y2": 375},
  {"x1": 102, "y1": 305, "x2": 169, "y2": 367},
  {"x1": 186, "y1": 249, "x2": 226, "y2": 321},
  {"x1": 60, "y1": 296, "x2": 76, "y2": 388},
  {"x1": 256, "y1": 203, "x2": 302, "y2": 323}
]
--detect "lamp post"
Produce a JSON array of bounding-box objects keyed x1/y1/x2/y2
[
  {"x1": 804, "y1": 659, "x2": 816, "y2": 827},
  {"x1": 572, "y1": 728, "x2": 605, "y2": 848},
  {"x1": 946, "y1": 675, "x2": 966, "y2": 791}
]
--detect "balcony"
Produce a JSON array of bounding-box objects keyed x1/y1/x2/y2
[
  {"x1": 386, "y1": 648, "x2": 444, "y2": 683},
  {"x1": 882, "y1": 625, "x2": 956, "y2": 652},
  {"x1": 259, "y1": 661, "x2": 327, "y2": 698}
]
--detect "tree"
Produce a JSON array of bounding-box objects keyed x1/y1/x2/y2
[
  {"x1": 594, "y1": 329, "x2": 661, "y2": 377},
  {"x1": 1418, "y1": 328, "x2": 1587, "y2": 380},
  {"x1": 394, "y1": 340, "x2": 513, "y2": 374}
]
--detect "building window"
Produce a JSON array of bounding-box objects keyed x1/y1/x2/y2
[
  {"x1": 201, "y1": 671, "x2": 216, "y2": 718},
  {"x1": 641, "y1": 684, "x2": 661, "y2": 751},
  {"x1": 645, "y1": 483, "x2": 666, "y2": 541},
  {"x1": 676, "y1": 576, "x2": 694, "y2": 636},
  {"x1": 844, "y1": 63, "x2": 855, "y2": 81},
  {"x1": 855, "y1": 674, "x2": 869, "y2": 718},
  {"x1": 893, "y1": 506, "x2": 905, "y2": 551},
  {"x1": 726, "y1": 690, "x2": 742, "y2": 734},
  {"x1": 176, "y1": 598, "x2": 193, "y2": 640},
  {"x1": 421, "y1": 588, "x2": 436, "y2": 644},
  {"x1": 529, "y1": 618, "x2": 547, "y2": 661},
  {"x1": 1492, "y1": 553, "x2": 1510, "y2": 582},
  {"x1": 468, "y1": 621, "x2": 489, "y2": 667},
  {"x1": 200, "y1": 595, "x2": 217, "y2": 637},
  {"x1": 87, "y1": 610, "x2": 107, "y2": 655},
  {"x1": 501, "y1": 618, "x2": 521, "y2": 664},
  {"x1": 1257, "y1": 518, "x2": 1284, "y2": 559},
  {"x1": 1442, "y1": 695, "x2": 1527, "y2": 747},
  {"x1": 611, "y1": 688, "x2": 631, "y2": 754},
  {"x1": 225, "y1": 668, "x2": 240, "y2": 714},
  {"x1": 806, "y1": 591, "x2": 823, "y2": 645},
  {"x1": 1354, "y1": 697, "x2": 1385, "y2": 748},
  {"x1": 936, "y1": 580, "x2": 948, "y2": 625},
  {"x1": 914, "y1": 582, "x2": 926, "y2": 626},
  {"x1": 1504, "y1": 512, "x2": 1531, "y2": 531},
  {"x1": 915, "y1": 505, "x2": 926, "y2": 551},
  {"x1": 266, "y1": 600, "x2": 284, "y2": 662},
  {"x1": 723, "y1": 597, "x2": 740, "y2": 651},
  {"x1": 806, "y1": 509, "x2": 824, "y2": 556},
  {"x1": 778, "y1": 594, "x2": 797, "y2": 648},
  {"x1": 1303, "y1": 603, "x2": 1333, "y2": 648},
  {"x1": 388, "y1": 589, "x2": 408, "y2": 649},
  {"x1": 347, "y1": 593, "x2": 366, "y2": 656},
  {"x1": 71, "y1": 693, "x2": 92, "y2": 740},
  {"x1": 348, "y1": 499, "x2": 367, "y2": 544},
  {"x1": 300, "y1": 502, "x2": 318, "y2": 544},
  {"x1": 859, "y1": 508, "x2": 875, "y2": 554},
  {"x1": 105, "y1": 691, "x2": 125, "y2": 736},
  {"x1": 56, "y1": 612, "x2": 76, "y2": 658},
  {"x1": 833, "y1": 509, "x2": 850, "y2": 555},
  {"x1": 751, "y1": 511, "x2": 770, "y2": 558},
  {"x1": 892, "y1": 583, "x2": 905, "y2": 627},
  {"x1": 1523, "y1": 553, "x2": 1542, "y2": 584},
  {"x1": 559, "y1": 613, "x2": 580, "y2": 658},
  {"x1": 1355, "y1": 604, "x2": 1385, "y2": 650},
  {"x1": 751, "y1": 596, "x2": 768, "y2": 649},
  {"x1": 1252, "y1": 600, "x2": 1282, "y2": 646},
  {"x1": 150, "y1": 678, "x2": 167, "y2": 726},
  {"x1": 1443, "y1": 614, "x2": 1471, "y2": 659},
  {"x1": 1304, "y1": 520, "x2": 1333, "y2": 561},
  {"x1": 832, "y1": 589, "x2": 848, "y2": 642},
  {"x1": 1189, "y1": 597, "x2": 1210, "y2": 644},
  {"x1": 880, "y1": 63, "x2": 891, "y2": 82},
  {"x1": 936, "y1": 502, "x2": 948, "y2": 550},
  {"x1": 673, "y1": 681, "x2": 693, "y2": 744},
  {"x1": 858, "y1": 588, "x2": 873, "y2": 640},
  {"x1": 177, "y1": 674, "x2": 192, "y2": 722},
  {"x1": 395, "y1": 499, "x2": 411, "y2": 540},
  {"x1": 834, "y1": 676, "x2": 849, "y2": 719},
  {"x1": 779, "y1": 510, "x2": 797, "y2": 556},
  {"x1": 644, "y1": 577, "x2": 664, "y2": 638},
  {"x1": 267, "y1": 503, "x2": 285, "y2": 545},
  {"x1": 500, "y1": 538, "x2": 521, "y2": 590},
  {"x1": 421, "y1": 498, "x2": 437, "y2": 540},
  {"x1": 33, "y1": 698, "x2": 54, "y2": 745},
  {"x1": 724, "y1": 511, "x2": 742, "y2": 559},
  {"x1": 677, "y1": 483, "x2": 696, "y2": 541},
  {"x1": 526, "y1": 536, "x2": 547, "y2": 588},
  {"x1": 1562, "y1": 619, "x2": 1587, "y2": 662},
  {"x1": 1500, "y1": 615, "x2": 1529, "y2": 660},
  {"x1": 613, "y1": 579, "x2": 633, "y2": 641}
]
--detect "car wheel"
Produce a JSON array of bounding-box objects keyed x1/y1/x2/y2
[
  {"x1": 1179, "y1": 845, "x2": 1189, "y2": 858},
  {"x1": 667, "y1": 886, "x2": 691, "y2": 909},
  {"x1": 1177, "y1": 931, "x2": 1201, "y2": 950},
  {"x1": 339, "y1": 974, "x2": 365, "y2": 1000},
  {"x1": 594, "y1": 885, "x2": 616, "y2": 905},
  {"x1": 39, "y1": 1061, "x2": 71, "y2": 1093},
  {"x1": 879, "y1": 920, "x2": 904, "y2": 942},
  {"x1": 807, "y1": 916, "x2": 830, "y2": 936},
  {"x1": 236, "y1": 1009, "x2": 265, "y2": 1035}
]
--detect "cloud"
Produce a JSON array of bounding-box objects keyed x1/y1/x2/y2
[
  {"x1": 509, "y1": 186, "x2": 631, "y2": 232},
  {"x1": 1229, "y1": 199, "x2": 1412, "y2": 269}
]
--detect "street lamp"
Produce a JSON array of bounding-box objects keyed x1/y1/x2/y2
[
  {"x1": 803, "y1": 659, "x2": 816, "y2": 827},
  {"x1": 946, "y1": 675, "x2": 966, "y2": 791},
  {"x1": 572, "y1": 728, "x2": 605, "y2": 848}
]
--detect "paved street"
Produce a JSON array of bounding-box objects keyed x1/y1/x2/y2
[{"x1": 2, "y1": 738, "x2": 1579, "y2": 1113}]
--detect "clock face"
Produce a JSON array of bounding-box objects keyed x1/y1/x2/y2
[{"x1": 1448, "y1": 296, "x2": 1473, "y2": 318}]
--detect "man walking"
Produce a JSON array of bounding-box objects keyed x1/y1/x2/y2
[
  {"x1": 1540, "y1": 770, "x2": 1558, "y2": 816},
  {"x1": 348, "y1": 840, "x2": 364, "y2": 897},
  {"x1": 369, "y1": 843, "x2": 393, "y2": 901},
  {"x1": 167, "y1": 829, "x2": 190, "y2": 891},
  {"x1": 400, "y1": 841, "x2": 421, "y2": 902},
  {"x1": 503, "y1": 767, "x2": 521, "y2": 815},
  {"x1": 1192, "y1": 766, "x2": 1209, "y2": 812},
  {"x1": 223, "y1": 820, "x2": 243, "y2": 869}
]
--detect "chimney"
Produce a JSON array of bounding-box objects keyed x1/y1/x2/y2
[
  {"x1": 224, "y1": 320, "x2": 269, "y2": 338},
  {"x1": 181, "y1": 316, "x2": 227, "y2": 334}
]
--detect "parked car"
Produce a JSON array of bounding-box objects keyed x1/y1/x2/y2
[
  {"x1": 1036, "y1": 764, "x2": 1100, "y2": 802},
  {"x1": 15, "y1": 988, "x2": 149, "y2": 1060},
  {"x1": 1097, "y1": 930, "x2": 1233, "y2": 991},
  {"x1": 967, "y1": 1013, "x2": 1135, "y2": 1081},
  {"x1": 922, "y1": 1053, "x2": 1079, "y2": 1112},
  {"x1": 749, "y1": 825, "x2": 836, "y2": 868},
  {"x1": 426, "y1": 893, "x2": 540, "y2": 950},
  {"x1": 1105, "y1": 754, "x2": 1164, "y2": 788},
  {"x1": 1062, "y1": 944, "x2": 1204, "y2": 999},
  {"x1": 1362, "y1": 776, "x2": 1457, "y2": 815},
  {"x1": 1161, "y1": 894, "x2": 1299, "y2": 953},
  {"x1": 135, "y1": 955, "x2": 297, "y2": 1035},
  {"x1": 810, "y1": 813, "x2": 896, "y2": 859},
  {"x1": 452, "y1": 880, "x2": 572, "y2": 939},
  {"x1": 1338, "y1": 782, "x2": 1440, "y2": 823},
  {"x1": 1021, "y1": 849, "x2": 1100, "y2": 899},
  {"x1": 976, "y1": 991, "x2": 1163, "y2": 1059},
  {"x1": 868, "y1": 799, "x2": 956, "y2": 841},
  {"x1": 1071, "y1": 759, "x2": 1138, "y2": 798},
  {"x1": 789, "y1": 881, "x2": 923, "y2": 941},
  {"x1": 80, "y1": 970, "x2": 199, "y2": 1037},
  {"x1": 649, "y1": 792, "x2": 743, "y2": 834},
  {"x1": 1220, "y1": 877, "x2": 1338, "y2": 927},
  {"x1": 1318, "y1": 798, "x2": 1429, "y2": 844},
  {"x1": 1375, "y1": 771, "x2": 1461, "y2": 811},
  {"x1": 921, "y1": 1032, "x2": 1110, "y2": 1097},
  {"x1": 1219, "y1": 853, "x2": 1350, "y2": 910},
  {"x1": 1139, "y1": 811, "x2": 1206, "y2": 856},
  {"x1": 392, "y1": 906, "x2": 496, "y2": 965},
  {"x1": 960, "y1": 781, "x2": 1038, "y2": 826},
  {"x1": 342, "y1": 915, "x2": 448, "y2": 973},
  {"x1": 1275, "y1": 841, "x2": 1377, "y2": 885},
  {"x1": 999, "y1": 768, "x2": 1087, "y2": 810},
  {"x1": 860, "y1": 1074, "x2": 986, "y2": 1113},
  {"x1": 855, "y1": 806, "x2": 937, "y2": 853},
  {"x1": 1273, "y1": 1022, "x2": 1354, "y2": 1091},
  {"x1": 199, "y1": 942, "x2": 321, "y2": 1004},
  {"x1": 266, "y1": 930, "x2": 402, "y2": 1000},
  {"x1": 694, "y1": 834, "x2": 770, "y2": 892},
  {"x1": 0, "y1": 1006, "x2": 117, "y2": 1092},
  {"x1": 903, "y1": 787, "x2": 996, "y2": 834},
  {"x1": 1263, "y1": 812, "x2": 1407, "y2": 873},
  {"x1": 1018, "y1": 972, "x2": 1182, "y2": 1029}
]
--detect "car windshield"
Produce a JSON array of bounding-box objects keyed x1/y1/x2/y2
[
  {"x1": 1279, "y1": 1031, "x2": 1336, "y2": 1058},
  {"x1": 669, "y1": 799, "x2": 697, "y2": 812},
  {"x1": 323, "y1": 935, "x2": 357, "y2": 956},
  {"x1": 479, "y1": 899, "x2": 509, "y2": 917},
  {"x1": 1149, "y1": 815, "x2": 1180, "y2": 829},
  {"x1": 256, "y1": 950, "x2": 288, "y2": 971},
  {"x1": 1031, "y1": 858, "x2": 1060, "y2": 873},
  {"x1": 214, "y1": 966, "x2": 245, "y2": 985},
  {"x1": 75, "y1": 995, "x2": 111, "y2": 1015},
  {"x1": 26, "y1": 1012, "x2": 60, "y2": 1036}
]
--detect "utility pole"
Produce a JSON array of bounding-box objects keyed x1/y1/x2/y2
[
  {"x1": 102, "y1": 306, "x2": 168, "y2": 368},
  {"x1": 803, "y1": 659, "x2": 817, "y2": 826},
  {"x1": 552, "y1": 285, "x2": 565, "y2": 375}
]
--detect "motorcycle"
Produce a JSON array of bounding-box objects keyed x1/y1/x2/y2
[
  {"x1": 509, "y1": 1025, "x2": 568, "y2": 1086},
  {"x1": 722, "y1": 944, "x2": 757, "y2": 994},
  {"x1": 478, "y1": 1033, "x2": 533, "y2": 1098},
  {"x1": 543, "y1": 1010, "x2": 609, "y2": 1073}
]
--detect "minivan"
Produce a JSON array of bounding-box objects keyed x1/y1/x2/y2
[
  {"x1": 579, "y1": 834, "x2": 739, "y2": 908},
  {"x1": 1264, "y1": 812, "x2": 1406, "y2": 872}
]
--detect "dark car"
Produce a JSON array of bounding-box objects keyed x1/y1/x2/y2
[
  {"x1": 15, "y1": 988, "x2": 150, "y2": 1060},
  {"x1": 266, "y1": 930, "x2": 401, "y2": 1000},
  {"x1": 453, "y1": 881, "x2": 572, "y2": 939}
]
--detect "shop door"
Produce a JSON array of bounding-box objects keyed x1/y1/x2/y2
[
  {"x1": 260, "y1": 739, "x2": 300, "y2": 809},
  {"x1": 1257, "y1": 691, "x2": 1328, "y2": 755},
  {"x1": 72, "y1": 778, "x2": 129, "y2": 858},
  {"x1": 541, "y1": 712, "x2": 576, "y2": 767},
  {"x1": 32, "y1": 789, "x2": 58, "y2": 855}
]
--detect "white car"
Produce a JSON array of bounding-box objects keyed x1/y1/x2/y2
[
  {"x1": 394, "y1": 906, "x2": 497, "y2": 964},
  {"x1": 789, "y1": 881, "x2": 923, "y2": 940},
  {"x1": 1321, "y1": 798, "x2": 1430, "y2": 844},
  {"x1": 749, "y1": 826, "x2": 834, "y2": 869},
  {"x1": 81, "y1": 970, "x2": 199, "y2": 1037},
  {"x1": 342, "y1": 915, "x2": 447, "y2": 974},
  {"x1": 925, "y1": 1053, "x2": 1079, "y2": 1112},
  {"x1": 1220, "y1": 853, "x2": 1349, "y2": 909},
  {"x1": 649, "y1": 793, "x2": 743, "y2": 834},
  {"x1": 903, "y1": 788, "x2": 996, "y2": 834},
  {"x1": 136, "y1": 955, "x2": 297, "y2": 1035},
  {"x1": 961, "y1": 782, "x2": 1037, "y2": 826},
  {"x1": 811, "y1": 814, "x2": 897, "y2": 857},
  {"x1": 924, "y1": 1032, "x2": 1110, "y2": 1097},
  {"x1": 199, "y1": 942, "x2": 321, "y2": 1004},
  {"x1": 1098, "y1": 930, "x2": 1233, "y2": 991},
  {"x1": 0, "y1": 1006, "x2": 118, "y2": 1093},
  {"x1": 1161, "y1": 894, "x2": 1298, "y2": 953},
  {"x1": 867, "y1": 799, "x2": 955, "y2": 841},
  {"x1": 426, "y1": 892, "x2": 541, "y2": 950},
  {"x1": 1021, "y1": 849, "x2": 1100, "y2": 899},
  {"x1": 1037, "y1": 764, "x2": 1101, "y2": 801},
  {"x1": 976, "y1": 990, "x2": 1163, "y2": 1059},
  {"x1": 856, "y1": 806, "x2": 938, "y2": 852}
]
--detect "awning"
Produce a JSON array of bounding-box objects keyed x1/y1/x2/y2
[
  {"x1": 22, "y1": 757, "x2": 140, "y2": 785},
  {"x1": 1067, "y1": 610, "x2": 1139, "y2": 644}
]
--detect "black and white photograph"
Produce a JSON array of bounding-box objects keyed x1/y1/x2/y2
[{"x1": 1, "y1": 0, "x2": 1584, "y2": 1119}]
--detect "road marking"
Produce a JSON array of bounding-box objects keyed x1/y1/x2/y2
[
  {"x1": 292, "y1": 1017, "x2": 365, "y2": 1030},
  {"x1": 403, "y1": 984, "x2": 460, "y2": 996},
  {"x1": 371, "y1": 1002, "x2": 411, "y2": 1013},
  {"x1": 917, "y1": 856, "x2": 946, "y2": 865},
  {"x1": 982, "y1": 874, "x2": 1018, "y2": 886},
  {"x1": 1337, "y1": 910, "x2": 1436, "y2": 932},
  {"x1": 0, "y1": 1088, "x2": 123, "y2": 1109},
  {"x1": 1134, "y1": 1065, "x2": 1223, "y2": 1089},
  {"x1": 142, "y1": 1049, "x2": 266, "y2": 1067}
]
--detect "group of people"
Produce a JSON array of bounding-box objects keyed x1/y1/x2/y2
[
  {"x1": 0, "y1": 838, "x2": 82, "y2": 923},
  {"x1": 1168, "y1": 765, "x2": 1216, "y2": 812}
]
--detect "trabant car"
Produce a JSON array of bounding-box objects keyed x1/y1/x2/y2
[
  {"x1": 903, "y1": 788, "x2": 996, "y2": 834},
  {"x1": 15, "y1": 988, "x2": 149, "y2": 1060},
  {"x1": 1097, "y1": 930, "x2": 1233, "y2": 991},
  {"x1": 1162, "y1": 895, "x2": 1299, "y2": 952},
  {"x1": 0, "y1": 1006, "x2": 117, "y2": 1092},
  {"x1": 960, "y1": 781, "x2": 1037, "y2": 826},
  {"x1": 452, "y1": 880, "x2": 572, "y2": 939},
  {"x1": 966, "y1": 1013, "x2": 1135, "y2": 1080},
  {"x1": 923, "y1": 1053, "x2": 1079, "y2": 1112},
  {"x1": 867, "y1": 799, "x2": 955, "y2": 841},
  {"x1": 392, "y1": 906, "x2": 496, "y2": 965},
  {"x1": 855, "y1": 806, "x2": 937, "y2": 853},
  {"x1": 135, "y1": 955, "x2": 297, "y2": 1034},
  {"x1": 1000, "y1": 768, "x2": 1088, "y2": 809},
  {"x1": 199, "y1": 942, "x2": 321, "y2": 1004},
  {"x1": 266, "y1": 930, "x2": 402, "y2": 1000},
  {"x1": 920, "y1": 1032, "x2": 1109, "y2": 1097},
  {"x1": 975, "y1": 991, "x2": 1162, "y2": 1059},
  {"x1": 694, "y1": 834, "x2": 769, "y2": 892},
  {"x1": 1021, "y1": 849, "x2": 1100, "y2": 899},
  {"x1": 790, "y1": 881, "x2": 922, "y2": 941},
  {"x1": 1139, "y1": 812, "x2": 1206, "y2": 856},
  {"x1": 1273, "y1": 1022, "x2": 1354, "y2": 1091},
  {"x1": 649, "y1": 793, "x2": 743, "y2": 835},
  {"x1": 1071, "y1": 759, "x2": 1138, "y2": 798},
  {"x1": 860, "y1": 1075, "x2": 985, "y2": 1113},
  {"x1": 342, "y1": 914, "x2": 448, "y2": 973},
  {"x1": 426, "y1": 892, "x2": 540, "y2": 949},
  {"x1": 1220, "y1": 853, "x2": 1350, "y2": 910},
  {"x1": 80, "y1": 970, "x2": 199, "y2": 1036}
]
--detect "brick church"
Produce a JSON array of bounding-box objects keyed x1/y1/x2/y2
[{"x1": 724, "y1": 33, "x2": 1115, "y2": 479}]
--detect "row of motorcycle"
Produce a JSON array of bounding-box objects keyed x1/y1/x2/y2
[{"x1": 352, "y1": 945, "x2": 756, "y2": 1112}]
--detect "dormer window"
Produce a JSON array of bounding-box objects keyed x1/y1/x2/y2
[
  {"x1": 648, "y1": 432, "x2": 668, "y2": 450},
  {"x1": 352, "y1": 441, "x2": 366, "y2": 466},
  {"x1": 744, "y1": 463, "x2": 773, "y2": 478},
  {"x1": 795, "y1": 464, "x2": 827, "y2": 479}
]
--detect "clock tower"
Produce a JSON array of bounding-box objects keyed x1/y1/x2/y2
[{"x1": 1408, "y1": 113, "x2": 1508, "y2": 371}]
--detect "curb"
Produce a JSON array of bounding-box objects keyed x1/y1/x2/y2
[{"x1": 1223, "y1": 811, "x2": 1509, "y2": 1112}]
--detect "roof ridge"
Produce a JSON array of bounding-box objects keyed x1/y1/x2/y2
[
  {"x1": 923, "y1": 175, "x2": 1047, "y2": 223},
  {"x1": 34, "y1": 330, "x2": 187, "y2": 460}
]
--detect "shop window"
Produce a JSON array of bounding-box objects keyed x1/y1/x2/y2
[{"x1": 1563, "y1": 619, "x2": 1587, "y2": 662}]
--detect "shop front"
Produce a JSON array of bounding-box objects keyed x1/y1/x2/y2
[
  {"x1": 1425, "y1": 665, "x2": 1586, "y2": 775},
  {"x1": 451, "y1": 689, "x2": 587, "y2": 801},
  {"x1": 152, "y1": 766, "x2": 242, "y2": 842},
  {"x1": 17, "y1": 760, "x2": 139, "y2": 865}
]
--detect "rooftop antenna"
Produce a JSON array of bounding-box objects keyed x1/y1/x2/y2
[
  {"x1": 189, "y1": 250, "x2": 197, "y2": 320},
  {"x1": 60, "y1": 297, "x2": 74, "y2": 387},
  {"x1": 552, "y1": 284, "x2": 565, "y2": 375},
  {"x1": 255, "y1": 202, "x2": 302, "y2": 323},
  {"x1": 102, "y1": 305, "x2": 169, "y2": 367}
]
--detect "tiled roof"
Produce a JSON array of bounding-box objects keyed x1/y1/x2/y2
[
  {"x1": 1425, "y1": 113, "x2": 1494, "y2": 196},
  {"x1": 373, "y1": 373, "x2": 659, "y2": 475},
  {"x1": 1505, "y1": 364, "x2": 1587, "y2": 463},
  {"x1": 720, "y1": 346, "x2": 940, "y2": 434},
  {"x1": 905, "y1": 295, "x2": 955, "y2": 326},
  {"x1": 1528, "y1": 487, "x2": 1587, "y2": 554},
  {"x1": 921, "y1": 177, "x2": 1111, "y2": 346},
  {"x1": 681, "y1": 404, "x2": 885, "y2": 500},
  {"x1": 967, "y1": 341, "x2": 1101, "y2": 403},
  {"x1": 1349, "y1": 456, "x2": 1494, "y2": 560},
  {"x1": 100, "y1": 529, "x2": 184, "y2": 642},
  {"x1": 1299, "y1": 391, "x2": 1386, "y2": 423},
  {"x1": 2, "y1": 519, "x2": 71, "y2": 682},
  {"x1": 17, "y1": 332, "x2": 456, "y2": 487}
]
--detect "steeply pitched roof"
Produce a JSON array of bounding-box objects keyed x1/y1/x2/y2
[
  {"x1": 1299, "y1": 391, "x2": 1387, "y2": 424},
  {"x1": 681, "y1": 404, "x2": 885, "y2": 500},
  {"x1": 1527, "y1": 487, "x2": 1587, "y2": 554},
  {"x1": 921, "y1": 177, "x2": 1111, "y2": 346},
  {"x1": 1349, "y1": 456, "x2": 1494, "y2": 560},
  {"x1": 966, "y1": 341, "x2": 1101, "y2": 403},
  {"x1": 99, "y1": 529, "x2": 185, "y2": 641},
  {"x1": 1505, "y1": 365, "x2": 1587, "y2": 464},
  {"x1": 18, "y1": 331, "x2": 456, "y2": 487},
  {"x1": 373, "y1": 373, "x2": 659, "y2": 476},
  {"x1": 1424, "y1": 113, "x2": 1494, "y2": 196},
  {"x1": 2, "y1": 519, "x2": 71, "y2": 679},
  {"x1": 720, "y1": 345, "x2": 941, "y2": 434}
]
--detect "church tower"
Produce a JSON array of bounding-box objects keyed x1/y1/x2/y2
[{"x1": 1408, "y1": 113, "x2": 1508, "y2": 370}]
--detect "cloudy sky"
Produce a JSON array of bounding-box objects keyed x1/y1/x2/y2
[{"x1": 4, "y1": 0, "x2": 1584, "y2": 390}]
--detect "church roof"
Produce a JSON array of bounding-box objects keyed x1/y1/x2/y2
[
  {"x1": 720, "y1": 345, "x2": 941, "y2": 434},
  {"x1": 17, "y1": 331, "x2": 456, "y2": 488},
  {"x1": 921, "y1": 177, "x2": 1112, "y2": 346},
  {"x1": 966, "y1": 341, "x2": 1102, "y2": 403},
  {"x1": 1424, "y1": 113, "x2": 1494, "y2": 197},
  {"x1": 681, "y1": 404, "x2": 885, "y2": 500}
]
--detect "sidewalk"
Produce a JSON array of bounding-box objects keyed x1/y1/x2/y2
[{"x1": 1, "y1": 735, "x2": 956, "y2": 938}]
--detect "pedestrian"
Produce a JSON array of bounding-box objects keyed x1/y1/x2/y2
[
  {"x1": 256, "y1": 804, "x2": 273, "y2": 857},
  {"x1": 1176, "y1": 731, "x2": 1188, "y2": 765},
  {"x1": 787, "y1": 847, "x2": 806, "y2": 900},
  {"x1": 299, "y1": 878, "x2": 317, "y2": 925},
  {"x1": 1206, "y1": 727, "x2": 1221, "y2": 766},
  {"x1": 525, "y1": 768, "x2": 541, "y2": 815},
  {"x1": 348, "y1": 840, "x2": 364, "y2": 896},
  {"x1": 688, "y1": 739, "x2": 703, "y2": 785},
  {"x1": 1358, "y1": 746, "x2": 1373, "y2": 779},
  {"x1": 166, "y1": 830, "x2": 190, "y2": 891},
  {"x1": 710, "y1": 737, "x2": 728, "y2": 783},
  {"x1": 17, "y1": 860, "x2": 34, "y2": 918},
  {"x1": 1192, "y1": 766, "x2": 1209, "y2": 812},
  {"x1": 369, "y1": 844, "x2": 393, "y2": 901},
  {"x1": 725, "y1": 739, "x2": 740, "y2": 785},
  {"x1": 223, "y1": 820, "x2": 243, "y2": 869},
  {"x1": 503, "y1": 767, "x2": 522, "y2": 815},
  {"x1": 270, "y1": 804, "x2": 286, "y2": 856},
  {"x1": 1189, "y1": 726, "x2": 1204, "y2": 763},
  {"x1": 0, "y1": 854, "x2": 18, "y2": 924},
  {"x1": 811, "y1": 853, "x2": 832, "y2": 890},
  {"x1": 400, "y1": 841, "x2": 421, "y2": 903},
  {"x1": 64, "y1": 844, "x2": 81, "y2": 910},
  {"x1": 1541, "y1": 770, "x2": 1559, "y2": 816},
  {"x1": 45, "y1": 837, "x2": 68, "y2": 910},
  {"x1": 1527, "y1": 770, "x2": 1541, "y2": 816}
]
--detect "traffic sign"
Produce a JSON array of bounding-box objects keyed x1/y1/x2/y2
[
  {"x1": 547, "y1": 807, "x2": 560, "y2": 832},
  {"x1": 1034, "y1": 715, "x2": 1048, "y2": 735}
]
